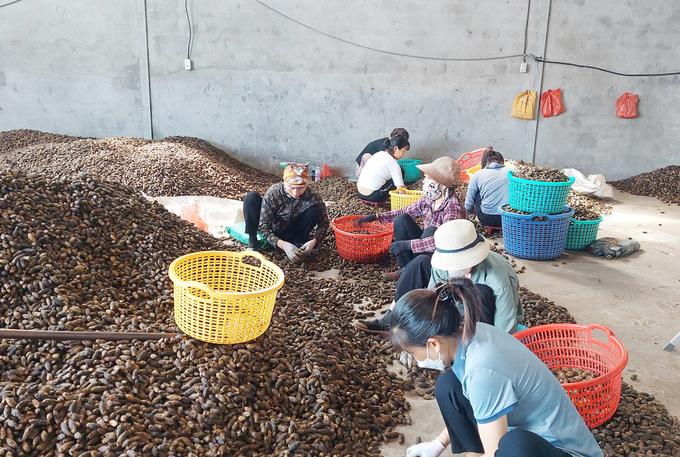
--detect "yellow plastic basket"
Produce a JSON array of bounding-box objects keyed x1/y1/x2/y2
[
  {"x1": 389, "y1": 189, "x2": 424, "y2": 210},
  {"x1": 168, "y1": 250, "x2": 285, "y2": 344},
  {"x1": 466, "y1": 164, "x2": 482, "y2": 179}
]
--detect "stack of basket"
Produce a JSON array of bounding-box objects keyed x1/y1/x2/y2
[{"x1": 499, "y1": 171, "x2": 575, "y2": 260}]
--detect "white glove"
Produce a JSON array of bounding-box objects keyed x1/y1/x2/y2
[
  {"x1": 406, "y1": 439, "x2": 446, "y2": 457},
  {"x1": 299, "y1": 239, "x2": 317, "y2": 256},
  {"x1": 281, "y1": 242, "x2": 302, "y2": 262},
  {"x1": 398, "y1": 351, "x2": 415, "y2": 370}
]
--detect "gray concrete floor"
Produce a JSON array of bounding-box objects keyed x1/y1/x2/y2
[{"x1": 381, "y1": 189, "x2": 680, "y2": 457}]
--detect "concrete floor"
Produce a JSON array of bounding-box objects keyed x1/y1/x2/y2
[{"x1": 381, "y1": 189, "x2": 680, "y2": 457}]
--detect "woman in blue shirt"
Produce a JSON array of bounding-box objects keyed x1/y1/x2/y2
[
  {"x1": 389, "y1": 279, "x2": 602, "y2": 457},
  {"x1": 465, "y1": 147, "x2": 510, "y2": 229}
]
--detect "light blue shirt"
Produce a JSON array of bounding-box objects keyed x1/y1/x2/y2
[
  {"x1": 453, "y1": 324, "x2": 603, "y2": 457},
  {"x1": 465, "y1": 163, "x2": 510, "y2": 215},
  {"x1": 428, "y1": 251, "x2": 523, "y2": 334}
]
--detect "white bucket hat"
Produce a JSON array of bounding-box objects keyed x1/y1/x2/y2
[{"x1": 431, "y1": 220, "x2": 490, "y2": 271}]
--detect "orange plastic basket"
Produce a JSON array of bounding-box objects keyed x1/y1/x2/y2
[
  {"x1": 458, "y1": 148, "x2": 485, "y2": 182},
  {"x1": 389, "y1": 189, "x2": 424, "y2": 211},
  {"x1": 168, "y1": 251, "x2": 284, "y2": 344},
  {"x1": 332, "y1": 216, "x2": 394, "y2": 264},
  {"x1": 514, "y1": 324, "x2": 628, "y2": 428}
]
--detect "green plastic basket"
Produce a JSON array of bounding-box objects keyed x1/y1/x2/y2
[
  {"x1": 566, "y1": 216, "x2": 603, "y2": 250},
  {"x1": 398, "y1": 159, "x2": 422, "y2": 183},
  {"x1": 508, "y1": 171, "x2": 575, "y2": 215}
]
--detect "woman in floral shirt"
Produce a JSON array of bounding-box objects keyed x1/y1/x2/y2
[{"x1": 243, "y1": 163, "x2": 328, "y2": 262}]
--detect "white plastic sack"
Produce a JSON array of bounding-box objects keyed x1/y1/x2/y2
[
  {"x1": 560, "y1": 168, "x2": 613, "y2": 199},
  {"x1": 145, "y1": 195, "x2": 244, "y2": 239}
]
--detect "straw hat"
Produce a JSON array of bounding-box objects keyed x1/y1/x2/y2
[
  {"x1": 431, "y1": 220, "x2": 490, "y2": 271},
  {"x1": 416, "y1": 156, "x2": 461, "y2": 187}
]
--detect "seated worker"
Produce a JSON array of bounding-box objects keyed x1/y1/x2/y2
[
  {"x1": 355, "y1": 128, "x2": 409, "y2": 178},
  {"x1": 355, "y1": 219, "x2": 522, "y2": 335},
  {"x1": 389, "y1": 280, "x2": 603, "y2": 457},
  {"x1": 357, "y1": 156, "x2": 466, "y2": 281},
  {"x1": 356, "y1": 135, "x2": 410, "y2": 203},
  {"x1": 465, "y1": 146, "x2": 510, "y2": 228},
  {"x1": 242, "y1": 162, "x2": 329, "y2": 262}
]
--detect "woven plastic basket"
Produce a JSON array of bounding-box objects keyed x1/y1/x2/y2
[
  {"x1": 458, "y1": 148, "x2": 485, "y2": 182},
  {"x1": 466, "y1": 164, "x2": 482, "y2": 180},
  {"x1": 514, "y1": 324, "x2": 628, "y2": 428},
  {"x1": 500, "y1": 205, "x2": 574, "y2": 260},
  {"x1": 508, "y1": 171, "x2": 575, "y2": 214},
  {"x1": 397, "y1": 159, "x2": 422, "y2": 183},
  {"x1": 389, "y1": 189, "x2": 424, "y2": 210},
  {"x1": 332, "y1": 216, "x2": 393, "y2": 263},
  {"x1": 566, "y1": 216, "x2": 603, "y2": 250},
  {"x1": 169, "y1": 251, "x2": 284, "y2": 344}
]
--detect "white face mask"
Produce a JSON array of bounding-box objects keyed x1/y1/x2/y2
[
  {"x1": 415, "y1": 345, "x2": 447, "y2": 371},
  {"x1": 448, "y1": 268, "x2": 472, "y2": 278},
  {"x1": 422, "y1": 178, "x2": 443, "y2": 200}
]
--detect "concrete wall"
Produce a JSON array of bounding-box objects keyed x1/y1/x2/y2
[{"x1": 1, "y1": 0, "x2": 678, "y2": 179}]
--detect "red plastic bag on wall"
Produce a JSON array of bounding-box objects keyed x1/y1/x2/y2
[
  {"x1": 320, "y1": 164, "x2": 331, "y2": 179},
  {"x1": 540, "y1": 89, "x2": 564, "y2": 117},
  {"x1": 616, "y1": 92, "x2": 638, "y2": 118}
]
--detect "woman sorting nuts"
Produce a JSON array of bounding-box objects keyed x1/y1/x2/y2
[
  {"x1": 243, "y1": 162, "x2": 329, "y2": 262},
  {"x1": 356, "y1": 135, "x2": 410, "y2": 203},
  {"x1": 357, "y1": 156, "x2": 466, "y2": 281},
  {"x1": 464, "y1": 147, "x2": 510, "y2": 229},
  {"x1": 355, "y1": 128, "x2": 409, "y2": 178},
  {"x1": 390, "y1": 279, "x2": 603, "y2": 457}
]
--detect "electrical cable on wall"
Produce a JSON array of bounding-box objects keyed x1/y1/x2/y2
[
  {"x1": 252, "y1": 0, "x2": 523, "y2": 62},
  {"x1": 185, "y1": 0, "x2": 192, "y2": 59},
  {"x1": 533, "y1": 56, "x2": 680, "y2": 77},
  {"x1": 0, "y1": 0, "x2": 25, "y2": 7}
]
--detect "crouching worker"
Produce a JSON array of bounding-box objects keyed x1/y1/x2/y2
[
  {"x1": 356, "y1": 219, "x2": 522, "y2": 335},
  {"x1": 243, "y1": 162, "x2": 329, "y2": 262},
  {"x1": 357, "y1": 156, "x2": 466, "y2": 281},
  {"x1": 390, "y1": 280, "x2": 603, "y2": 457}
]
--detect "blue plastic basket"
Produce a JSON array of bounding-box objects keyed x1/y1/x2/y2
[
  {"x1": 508, "y1": 171, "x2": 575, "y2": 215},
  {"x1": 398, "y1": 159, "x2": 422, "y2": 183},
  {"x1": 500, "y1": 205, "x2": 574, "y2": 260},
  {"x1": 566, "y1": 216, "x2": 603, "y2": 250}
]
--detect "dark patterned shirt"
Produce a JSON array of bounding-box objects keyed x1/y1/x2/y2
[
  {"x1": 376, "y1": 188, "x2": 466, "y2": 253},
  {"x1": 258, "y1": 182, "x2": 329, "y2": 247}
]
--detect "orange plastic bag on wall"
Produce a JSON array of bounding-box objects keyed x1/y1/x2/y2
[
  {"x1": 511, "y1": 90, "x2": 537, "y2": 120},
  {"x1": 181, "y1": 204, "x2": 209, "y2": 231},
  {"x1": 616, "y1": 92, "x2": 638, "y2": 118},
  {"x1": 540, "y1": 89, "x2": 564, "y2": 117}
]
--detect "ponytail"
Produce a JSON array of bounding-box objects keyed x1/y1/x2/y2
[
  {"x1": 388, "y1": 277, "x2": 483, "y2": 351},
  {"x1": 383, "y1": 135, "x2": 410, "y2": 157},
  {"x1": 481, "y1": 146, "x2": 504, "y2": 169}
]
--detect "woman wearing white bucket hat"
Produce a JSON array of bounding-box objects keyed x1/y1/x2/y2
[{"x1": 356, "y1": 219, "x2": 522, "y2": 335}]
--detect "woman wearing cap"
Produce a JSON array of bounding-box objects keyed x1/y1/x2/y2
[
  {"x1": 357, "y1": 156, "x2": 466, "y2": 280},
  {"x1": 465, "y1": 147, "x2": 510, "y2": 229},
  {"x1": 356, "y1": 135, "x2": 410, "y2": 203},
  {"x1": 355, "y1": 128, "x2": 409, "y2": 178},
  {"x1": 242, "y1": 162, "x2": 329, "y2": 262},
  {"x1": 356, "y1": 219, "x2": 521, "y2": 336},
  {"x1": 389, "y1": 280, "x2": 603, "y2": 457}
]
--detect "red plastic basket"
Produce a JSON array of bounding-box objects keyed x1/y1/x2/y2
[
  {"x1": 332, "y1": 216, "x2": 394, "y2": 264},
  {"x1": 458, "y1": 148, "x2": 485, "y2": 182},
  {"x1": 514, "y1": 323, "x2": 628, "y2": 429}
]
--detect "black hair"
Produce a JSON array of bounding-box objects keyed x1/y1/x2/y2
[
  {"x1": 390, "y1": 128, "x2": 409, "y2": 140},
  {"x1": 382, "y1": 135, "x2": 410, "y2": 156},
  {"x1": 481, "y1": 146, "x2": 504, "y2": 169},
  {"x1": 389, "y1": 277, "x2": 482, "y2": 352}
]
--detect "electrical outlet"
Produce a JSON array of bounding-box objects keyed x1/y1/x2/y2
[
  {"x1": 520, "y1": 62, "x2": 528, "y2": 73},
  {"x1": 184, "y1": 59, "x2": 193, "y2": 71}
]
